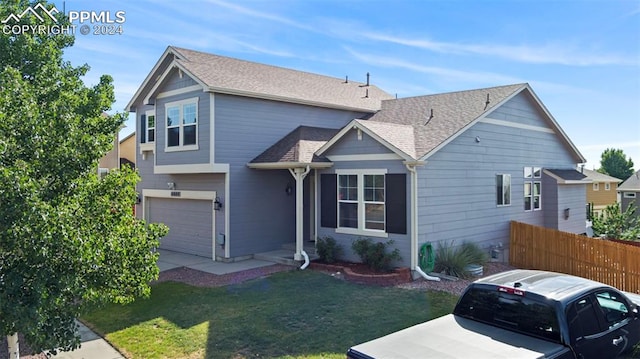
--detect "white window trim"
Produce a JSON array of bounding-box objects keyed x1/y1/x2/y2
[
  {"x1": 624, "y1": 192, "x2": 637, "y2": 198},
  {"x1": 496, "y1": 173, "x2": 511, "y2": 207},
  {"x1": 145, "y1": 109, "x2": 156, "y2": 143},
  {"x1": 335, "y1": 169, "x2": 388, "y2": 238},
  {"x1": 165, "y1": 97, "x2": 199, "y2": 152},
  {"x1": 604, "y1": 183, "x2": 611, "y2": 191},
  {"x1": 593, "y1": 183, "x2": 600, "y2": 191},
  {"x1": 524, "y1": 167, "x2": 542, "y2": 211}
]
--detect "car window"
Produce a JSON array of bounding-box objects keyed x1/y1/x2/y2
[
  {"x1": 567, "y1": 296, "x2": 603, "y2": 339},
  {"x1": 455, "y1": 287, "x2": 560, "y2": 342},
  {"x1": 595, "y1": 291, "x2": 630, "y2": 328}
]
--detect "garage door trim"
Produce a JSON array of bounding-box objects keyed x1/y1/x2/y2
[{"x1": 142, "y1": 189, "x2": 217, "y2": 259}]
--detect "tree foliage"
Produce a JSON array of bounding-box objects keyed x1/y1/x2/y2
[
  {"x1": 597, "y1": 148, "x2": 635, "y2": 180},
  {"x1": 591, "y1": 204, "x2": 640, "y2": 241},
  {"x1": 0, "y1": 0, "x2": 167, "y2": 354}
]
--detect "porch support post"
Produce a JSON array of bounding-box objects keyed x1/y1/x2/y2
[{"x1": 289, "y1": 166, "x2": 310, "y2": 261}]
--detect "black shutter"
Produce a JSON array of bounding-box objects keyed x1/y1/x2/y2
[
  {"x1": 386, "y1": 174, "x2": 407, "y2": 234},
  {"x1": 321, "y1": 174, "x2": 337, "y2": 228},
  {"x1": 140, "y1": 114, "x2": 146, "y2": 143}
]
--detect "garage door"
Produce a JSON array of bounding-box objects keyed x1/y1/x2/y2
[{"x1": 148, "y1": 198, "x2": 213, "y2": 258}]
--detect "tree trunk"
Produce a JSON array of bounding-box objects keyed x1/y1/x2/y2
[{"x1": 7, "y1": 333, "x2": 19, "y2": 359}]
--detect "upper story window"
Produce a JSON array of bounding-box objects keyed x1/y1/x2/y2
[
  {"x1": 145, "y1": 110, "x2": 155, "y2": 142},
  {"x1": 604, "y1": 183, "x2": 611, "y2": 191},
  {"x1": 496, "y1": 174, "x2": 511, "y2": 206},
  {"x1": 524, "y1": 166, "x2": 541, "y2": 211},
  {"x1": 165, "y1": 98, "x2": 198, "y2": 152},
  {"x1": 337, "y1": 169, "x2": 386, "y2": 235},
  {"x1": 593, "y1": 183, "x2": 600, "y2": 191}
]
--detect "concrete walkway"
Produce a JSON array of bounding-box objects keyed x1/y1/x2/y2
[{"x1": 51, "y1": 250, "x2": 279, "y2": 359}]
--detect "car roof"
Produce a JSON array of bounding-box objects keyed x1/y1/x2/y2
[{"x1": 473, "y1": 269, "x2": 611, "y2": 302}]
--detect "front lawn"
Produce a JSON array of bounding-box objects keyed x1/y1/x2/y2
[{"x1": 83, "y1": 270, "x2": 458, "y2": 358}]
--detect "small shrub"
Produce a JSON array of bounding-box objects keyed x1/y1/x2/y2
[
  {"x1": 316, "y1": 236, "x2": 342, "y2": 264},
  {"x1": 351, "y1": 237, "x2": 402, "y2": 273},
  {"x1": 434, "y1": 241, "x2": 487, "y2": 279}
]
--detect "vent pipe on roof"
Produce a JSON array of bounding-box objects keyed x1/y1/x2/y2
[
  {"x1": 424, "y1": 109, "x2": 434, "y2": 125},
  {"x1": 366, "y1": 72, "x2": 370, "y2": 86},
  {"x1": 484, "y1": 93, "x2": 490, "y2": 110},
  {"x1": 364, "y1": 88, "x2": 369, "y2": 98},
  {"x1": 344, "y1": 75, "x2": 348, "y2": 84}
]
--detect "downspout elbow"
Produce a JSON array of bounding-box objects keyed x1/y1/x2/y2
[
  {"x1": 300, "y1": 250, "x2": 310, "y2": 270},
  {"x1": 415, "y1": 265, "x2": 440, "y2": 282}
]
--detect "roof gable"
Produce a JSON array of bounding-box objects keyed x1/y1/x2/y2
[
  {"x1": 128, "y1": 46, "x2": 393, "y2": 113},
  {"x1": 581, "y1": 168, "x2": 623, "y2": 183},
  {"x1": 618, "y1": 170, "x2": 640, "y2": 191}
]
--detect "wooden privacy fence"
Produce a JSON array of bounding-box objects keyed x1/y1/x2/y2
[{"x1": 510, "y1": 221, "x2": 640, "y2": 293}]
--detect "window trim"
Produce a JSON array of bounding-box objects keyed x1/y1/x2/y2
[
  {"x1": 604, "y1": 183, "x2": 611, "y2": 191},
  {"x1": 145, "y1": 109, "x2": 156, "y2": 143},
  {"x1": 496, "y1": 173, "x2": 511, "y2": 207},
  {"x1": 164, "y1": 97, "x2": 199, "y2": 152},
  {"x1": 593, "y1": 183, "x2": 600, "y2": 191},
  {"x1": 624, "y1": 192, "x2": 637, "y2": 199},
  {"x1": 336, "y1": 169, "x2": 388, "y2": 238},
  {"x1": 524, "y1": 166, "x2": 542, "y2": 211}
]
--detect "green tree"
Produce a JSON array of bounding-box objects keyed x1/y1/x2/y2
[
  {"x1": 591, "y1": 204, "x2": 640, "y2": 241},
  {"x1": 597, "y1": 148, "x2": 635, "y2": 180},
  {"x1": 0, "y1": 1, "x2": 167, "y2": 357}
]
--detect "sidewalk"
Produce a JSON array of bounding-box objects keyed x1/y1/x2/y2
[{"x1": 50, "y1": 322, "x2": 123, "y2": 359}]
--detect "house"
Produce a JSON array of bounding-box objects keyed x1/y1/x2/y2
[
  {"x1": 618, "y1": 170, "x2": 640, "y2": 220},
  {"x1": 127, "y1": 46, "x2": 588, "y2": 271},
  {"x1": 581, "y1": 168, "x2": 622, "y2": 217},
  {"x1": 119, "y1": 131, "x2": 136, "y2": 168},
  {"x1": 98, "y1": 127, "x2": 119, "y2": 178}
]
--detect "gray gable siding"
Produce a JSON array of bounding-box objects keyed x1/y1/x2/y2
[
  {"x1": 162, "y1": 68, "x2": 199, "y2": 92},
  {"x1": 213, "y1": 94, "x2": 368, "y2": 258},
  {"x1": 324, "y1": 128, "x2": 396, "y2": 156},
  {"x1": 487, "y1": 91, "x2": 550, "y2": 127},
  {"x1": 418, "y1": 95, "x2": 582, "y2": 255},
  {"x1": 154, "y1": 90, "x2": 210, "y2": 166}
]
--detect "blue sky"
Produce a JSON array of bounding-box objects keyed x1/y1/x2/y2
[{"x1": 55, "y1": 0, "x2": 639, "y2": 171}]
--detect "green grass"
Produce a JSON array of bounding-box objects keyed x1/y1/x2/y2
[{"x1": 83, "y1": 270, "x2": 458, "y2": 359}]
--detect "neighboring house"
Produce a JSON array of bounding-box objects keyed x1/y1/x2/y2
[
  {"x1": 119, "y1": 131, "x2": 136, "y2": 168},
  {"x1": 618, "y1": 170, "x2": 640, "y2": 220},
  {"x1": 581, "y1": 168, "x2": 622, "y2": 216},
  {"x1": 127, "y1": 46, "x2": 588, "y2": 270},
  {"x1": 98, "y1": 129, "x2": 119, "y2": 178}
]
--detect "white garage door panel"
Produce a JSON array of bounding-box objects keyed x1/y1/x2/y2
[{"x1": 148, "y1": 198, "x2": 213, "y2": 258}]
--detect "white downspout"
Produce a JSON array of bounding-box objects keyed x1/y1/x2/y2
[
  {"x1": 405, "y1": 163, "x2": 440, "y2": 282},
  {"x1": 289, "y1": 166, "x2": 311, "y2": 268}
]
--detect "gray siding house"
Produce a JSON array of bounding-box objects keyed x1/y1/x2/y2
[
  {"x1": 128, "y1": 46, "x2": 588, "y2": 271},
  {"x1": 618, "y1": 170, "x2": 640, "y2": 220}
]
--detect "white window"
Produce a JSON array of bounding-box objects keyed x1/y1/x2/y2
[
  {"x1": 524, "y1": 166, "x2": 541, "y2": 211},
  {"x1": 145, "y1": 110, "x2": 155, "y2": 142},
  {"x1": 604, "y1": 183, "x2": 611, "y2": 191},
  {"x1": 624, "y1": 192, "x2": 637, "y2": 198},
  {"x1": 496, "y1": 174, "x2": 511, "y2": 206},
  {"x1": 593, "y1": 183, "x2": 599, "y2": 191},
  {"x1": 98, "y1": 167, "x2": 109, "y2": 179},
  {"x1": 337, "y1": 169, "x2": 387, "y2": 236},
  {"x1": 165, "y1": 98, "x2": 198, "y2": 151}
]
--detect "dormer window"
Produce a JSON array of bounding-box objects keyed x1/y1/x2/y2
[{"x1": 146, "y1": 110, "x2": 155, "y2": 142}]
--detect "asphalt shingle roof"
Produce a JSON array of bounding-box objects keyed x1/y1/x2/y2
[
  {"x1": 618, "y1": 170, "x2": 640, "y2": 191},
  {"x1": 581, "y1": 168, "x2": 622, "y2": 183},
  {"x1": 366, "y1": 84, "x2": 526, "y2": 158},
  {"x1": 545, "y1": 169, "x2": 588, "y2": 181},
  {"x1": 250, "y1": 126, "x2": 340, "y2": 165},
  {"x1": 170, "y1": 47, "x2": 394, "y2": 112}
]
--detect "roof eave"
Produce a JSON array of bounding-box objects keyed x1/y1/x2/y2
[
  {"x1": 208, "y1": 87, "x2": 380, "y2": 113},
  {"x1": 247, "y1": 162, "x2": 334, "y2": 170},
  {"x1": 126, "y1": 46, "x2": 175, "y2": 112}
]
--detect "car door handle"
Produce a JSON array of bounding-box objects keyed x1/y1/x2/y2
[{"x1": 612, "y1": 336, "x2": 624, "y2": 346}]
